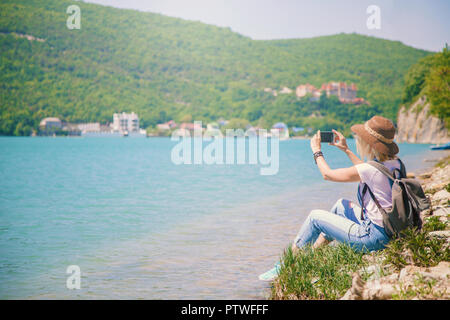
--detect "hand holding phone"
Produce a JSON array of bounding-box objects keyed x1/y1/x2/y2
[
  {"x1": 320, "y1": 131, "x2": 335, "y2": 143},
  {"x1": 329, "y1": 129, "x2": 349, "y2": 152}
]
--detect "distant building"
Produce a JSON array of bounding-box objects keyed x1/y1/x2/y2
[
  {"x1": 206, "y1": 122, "x2": 219, "y2": 131},
  {"x1": 295, "y1": 81, "x2": 367, "y2": 104},
  {"x1": 217, "y1": 119, "x2": 229, "y2": 127},
  {"x1": 166, "y1": 120, "x2": 177, "y2": 129},
  {"x1": 172, "y1": 122, "x2": 204, "y2": 137},
  {"x1": 180, "y1": 122, "x2": 203, "y2": 131},
  {"x1": 205, "y1": 122, "x2": 222, "y2": 137},
  {"x1": 157, "y1": 120, "x2": 177, "y2": 131},
  {"x1": 296, "y1": 84, "x2": 320, "y2": 98},
  {"x1": 77, "y1": 122, "x2": 101, "y2": 133},
  {"x1": 113, "y1": 112, "x2": 139, "y2": 133},
  {"x1": 39, "y1": 117, "x2": 62, "y2": 130},
  {"x1": 279, "y1": 87, "x2": 293, "y2": 94},
  {"x1": 321, "y1": 82, "x2": 357, "y2": 102},
  {"x1": 271, "y1": 122, "x2": 289, "y2": 140},
  {"x1": 349, "y1": 97, "x2": 370, "y2": 105},
  {"x1": 62, "y1": 123, "x2": 81, "y2": 136},
  {"x1": 263, "y1": 87, "x2": 278, "y2": 96},
  {"x1": 157, "y1": 123, "x2": 170, "y2": 131}
]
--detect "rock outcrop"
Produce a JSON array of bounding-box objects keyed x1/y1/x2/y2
[
  {"x1": 341, "y1": 262, "x2": 449, "y2": 300},
  {"x1": 397, "y1": 96, "x2": 449, "y2": 144}
]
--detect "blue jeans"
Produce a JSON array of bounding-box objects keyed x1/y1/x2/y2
[{"x1": 293, "y1": 198, "x2": 390, "y2": 252}]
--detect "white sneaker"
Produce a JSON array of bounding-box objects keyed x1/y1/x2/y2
[{"x1": 258, "y1": 262, "x2": 281, "y2": 281}]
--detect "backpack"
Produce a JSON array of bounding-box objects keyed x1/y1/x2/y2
[{"x1": 359, "y1": 159, "x2": 430, "y2": 238}]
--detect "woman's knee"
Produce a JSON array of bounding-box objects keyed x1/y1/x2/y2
[
  {"x1": 308, "y1": 209, "x2": 327, "y2": 221},
  {"x1": 330, "y1": 198, "x2": 346, "y2": 213}
]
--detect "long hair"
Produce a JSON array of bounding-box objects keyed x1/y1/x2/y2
[{"x1": 355, "y1": 135, "x2": 395, "y2": 162}]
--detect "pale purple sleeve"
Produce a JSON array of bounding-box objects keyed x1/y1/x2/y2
[{"x1": 355, "y1": 163, "x2": 376, "y2": 184}]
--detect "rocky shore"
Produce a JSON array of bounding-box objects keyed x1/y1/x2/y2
[{"x1": 341, "y1": 155, "x2": 449, "y2": 300}]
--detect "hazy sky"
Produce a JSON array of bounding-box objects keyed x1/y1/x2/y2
[{"x1": 84, "y1": 0, "x2": 449, "y2": 52}]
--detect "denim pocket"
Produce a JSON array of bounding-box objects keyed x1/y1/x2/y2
[
  {"x1": 357, "y1": 226, "x2": 370, "y2": 237},
  {"x1": 358, "y1": 220, "x2": 371, "y2": 237},
  {"x1": 348, "y1": 222, "x2": 369, "y2": 239}
]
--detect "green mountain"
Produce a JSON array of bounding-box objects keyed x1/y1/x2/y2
[
  {"x1": 0, "y1": 0, "x2": 432, "y2": 136},
  {"x1": 402, "y1": 47, "x2": 449, "y2": 127}
]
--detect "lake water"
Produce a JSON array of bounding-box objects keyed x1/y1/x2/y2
[{"x1": 0, "y1": 137, "x2": 442, "y2": 299}]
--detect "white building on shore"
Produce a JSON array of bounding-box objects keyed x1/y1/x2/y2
[
  {"x1": 113, "y1": 112, "x2": 140, "y2": 134},
  {"x1": 80, "y1": 112, "x2": 145, "y2": 137},
  {"x1": 39, "y1": 117, "x2": 62, "y2": 130},
  {"x1": 77, "y1": 122, "x2": 101, "y2": 133}
]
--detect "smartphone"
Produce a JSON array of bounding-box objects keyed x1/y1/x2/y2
[{"x1": 320, "y1": 131, "x2": 335, "y2": 143}]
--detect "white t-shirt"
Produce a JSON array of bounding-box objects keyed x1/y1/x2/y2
[{"x1": 355, "y1": 159, "x2": 402, "y2": 227}]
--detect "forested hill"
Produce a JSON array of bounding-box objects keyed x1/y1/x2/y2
[
  {"x1": 0, "y1": 0, "x2": 432, "y2": 135},
  {"x1": 401, "y1": 48, "x2": 449, "y2": 126}
]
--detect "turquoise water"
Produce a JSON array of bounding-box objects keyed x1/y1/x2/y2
[{"x1": 0, "y1": 137, "x2": 437, "y2": 299}]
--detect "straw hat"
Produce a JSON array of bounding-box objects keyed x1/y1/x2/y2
[{"x1": 351, "y1": 116, "x2": 399, "y2": 156}]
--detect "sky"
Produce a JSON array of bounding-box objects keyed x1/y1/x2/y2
[{"x1": 84, "y1": 0, "x2": 449, "y2": 52}]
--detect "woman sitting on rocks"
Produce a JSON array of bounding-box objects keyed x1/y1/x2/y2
[
  {"x1": 293, "y1": 115, "x2": 404, "y2": 253},
  {"x1": 260, "y1": 115, "x2": 405, "y2": 281}
]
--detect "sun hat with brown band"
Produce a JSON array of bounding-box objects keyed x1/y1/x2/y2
[{"x1": 351, "y1": 115, "x2": 399, "y2": 156}]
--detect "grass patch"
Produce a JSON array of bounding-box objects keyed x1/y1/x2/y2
[
  {"x1": 392, "y1": 273, "x2": 446, "y2": 300},
  {"x1": 423, "y1": 216, "x2": 448, "y2": 232},
  {"x1": 435, "y1": 156, "x2": 450, "y2": 169},
  {"x1": 383, "y1": 228, "x2": 450, "y2": 270},
  {"x1": 270, "y1": 244, "x2": 368, "y2": 300},
  {"x1": 271, "y1": 220, "x2": 449, "y2": 300}
]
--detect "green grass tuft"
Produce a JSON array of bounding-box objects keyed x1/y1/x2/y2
[
  {"x1": 271, "y1": 244, "x2": 369, "y2": 300},
  {"x1": 383, "y1": 228, "x2": 450, "y2": 270},
  {"x1": 423, "y1": 216, "x2": 448, "y2": 232},
  {"x1": 434, "y1": 156, "x2": 450, "y2": 169}
]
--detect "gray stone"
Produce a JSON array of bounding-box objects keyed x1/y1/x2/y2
[
  {"x1": 432, "y1": 190, "x2": 450, "y2": 203},
  {"x1": 428, "y1": 230, "x2": 450, "y2": 240},
  {"x1": 399, "y1": 268, "x2": 409, "y2": 280},
  {"x1": 365, "y1": 265, "x2": 383, "y2": 281},
  {"x1": 433, "y1": 207, "x2": 449, "y2": 217}
]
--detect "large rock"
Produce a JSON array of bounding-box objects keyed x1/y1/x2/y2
[
  {"x1": 432, "y1": 207, "x2": 449, "y2": 217},
  {"x1": 396, "y1": 97, "x2": 449, "y2": 144},
  {"x1": 340, "y1": 272, "x2": 397, "y2": 300},
  {"x1": 432, "y1": 189, "x2": 450, "y2": 203}
]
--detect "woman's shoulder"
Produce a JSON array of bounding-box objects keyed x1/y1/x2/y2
[
  {"x1": 355, "y1": 162, "x2": 378, "y2": 182},
  {"x1": 356, "y1": 158, "x2": 403, "y2": 182}
]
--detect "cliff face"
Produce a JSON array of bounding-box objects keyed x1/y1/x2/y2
[{"x1": 396, "y1": 96, "x2": 449, "y2": 144}]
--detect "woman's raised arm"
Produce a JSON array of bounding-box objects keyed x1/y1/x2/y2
[
  {"x1": 330, "y1": 129, "x2": 363, "y2": 166},
  {"x1": 311, "y1": 130, "x2": 361, "y2": 182}
]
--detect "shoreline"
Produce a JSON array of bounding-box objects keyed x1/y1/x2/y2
[{"x1": 271, "y1": 152, "x2": 449, "y2": 300}]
